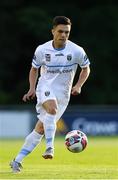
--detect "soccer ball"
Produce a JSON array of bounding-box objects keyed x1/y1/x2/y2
[{"x1": 65, "y1": 130, "x2": 88, "y2": 153}]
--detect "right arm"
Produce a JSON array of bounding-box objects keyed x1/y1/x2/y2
[{"x1": 22, "y1": 67, "x2": 39, "y2": 102}]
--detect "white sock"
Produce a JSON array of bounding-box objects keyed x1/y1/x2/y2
[
  {"x1": 43, "y1": 113, "x2": 56, "y2": 149},
  {"x1": 15, "y1": 130, "x2": 43, "y2": 163}
]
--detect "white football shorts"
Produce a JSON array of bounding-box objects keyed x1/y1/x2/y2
[{"x1": 36, "y1": 88, "x2": 69, "y2": 123}]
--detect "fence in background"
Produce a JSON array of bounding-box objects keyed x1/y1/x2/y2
[{"x1": 0, "y1": 105, "x2": 118, "y2": 138}]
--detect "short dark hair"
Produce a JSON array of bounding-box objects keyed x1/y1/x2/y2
[{"x1": 52, "y1": 16, "x2": 72, "y2": 27}]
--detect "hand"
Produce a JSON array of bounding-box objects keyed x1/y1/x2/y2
[
  {"x1": 71, "y1": 85, "x2": 81, "y2": 96},
  {"x1": 22, "y1": 89, "x2": 36, "y2": 102}
]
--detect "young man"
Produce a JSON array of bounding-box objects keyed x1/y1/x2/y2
[{"x1": 10, "y1": 16, "x2": 90, "y2": 173}]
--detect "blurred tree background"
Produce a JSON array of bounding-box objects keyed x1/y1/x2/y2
[{"x1": 0, "y1": 0, "x2": 118, "y2": 105}]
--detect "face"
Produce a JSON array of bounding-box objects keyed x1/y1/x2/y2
[{"x1": 52, "y1": 24, "x2": 71, "y2": 48}]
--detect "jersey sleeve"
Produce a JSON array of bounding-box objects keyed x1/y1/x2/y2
[
  {"x1": 32, "y1": 46, "x2": 43, "y2": 68},
  {"x1": 76, "y1": 47, "x2": 90, "y2": 68}
]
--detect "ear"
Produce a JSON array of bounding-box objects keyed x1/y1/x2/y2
[{"x1": 51, "y1": 29, "x2": 54, "y2": 35}]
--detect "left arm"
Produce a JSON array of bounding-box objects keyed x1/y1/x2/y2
[{"x1": 71, "y1": 66, "x2": 90, "y2": 95}]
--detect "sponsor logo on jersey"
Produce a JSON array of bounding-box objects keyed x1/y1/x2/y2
[
  {"x1": 47, "y1": 69, "x2": 72, "y2": 74},
  {"x1": 67, "y1": 54, "x2": 72, "y2": 61},
  {"x1": 45, "y1": 54, "x2": 51, "y2": 62},
  {"x1": 45, "y1": 91, "x2": 50, "y2": 96}
]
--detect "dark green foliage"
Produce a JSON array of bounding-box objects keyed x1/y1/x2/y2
[{"x1": 0, "y1": 1, "x2": 118, "y2": 104}]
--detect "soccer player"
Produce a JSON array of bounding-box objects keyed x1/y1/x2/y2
[{"x1": 10, "y1": 16, "x2": 90, "y2": 173}]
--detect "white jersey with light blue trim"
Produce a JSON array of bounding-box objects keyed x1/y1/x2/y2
[{"x1": 32, "y1": 40, "x2": 90, "y2": 101}]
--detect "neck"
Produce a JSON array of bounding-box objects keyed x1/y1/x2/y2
[{"x1": 52, "y1": 41, "x2": 66, "y2": 49}]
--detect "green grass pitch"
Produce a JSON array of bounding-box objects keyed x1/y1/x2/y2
[{"x1": 0, "y1": 136, "x2": 118, "y2": 179}]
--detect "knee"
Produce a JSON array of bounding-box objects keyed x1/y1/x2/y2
[
  {"x1": 43, "y1": 100, "x2": 57, "y2": 115},
  {"x1": 46, "y1": 107, "x2": 57, "y2": 115},
  {"x1": 37, "y1": 126, "x2": 44, "y2": 135},
  {"x1": 35, "y1": 121, "x2": 44, "y2": 135}
]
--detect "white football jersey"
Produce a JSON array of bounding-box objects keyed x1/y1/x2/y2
[{"x1": 32, "y1": 40, "x2": 90, "y2": 101}]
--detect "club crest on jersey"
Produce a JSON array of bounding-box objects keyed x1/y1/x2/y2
[
  {"x1": 45, "y1": 91, "x2": 50, "y2": 96},
  {"x1": 45, "y1": 54, "x2": 51, "y2": 62},
  {"x1": 67, "y1": 54, "x2": 72, "y2": 61}
]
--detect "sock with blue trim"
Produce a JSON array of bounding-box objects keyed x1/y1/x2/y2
[
  {"x1": 43, "y1": 113, "x2": 56, "y2": 150},
  {"x1": 15, "y1": 130, "x2": 43, "y2": 163}
]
